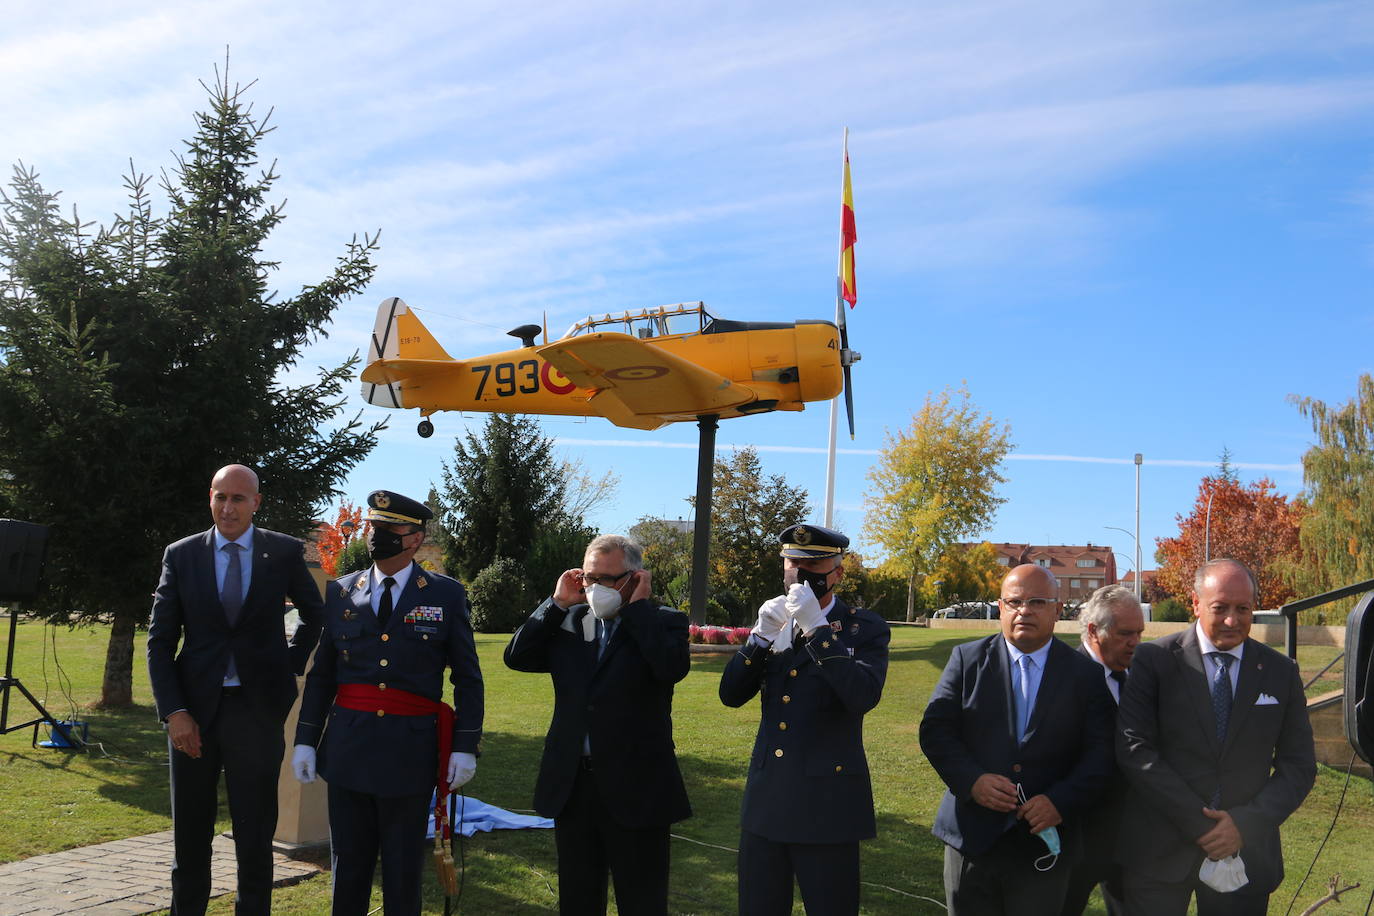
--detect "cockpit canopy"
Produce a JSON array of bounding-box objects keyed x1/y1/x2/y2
[{"x1": 563, "y1": 302, "x2": 713, "y2": 341}]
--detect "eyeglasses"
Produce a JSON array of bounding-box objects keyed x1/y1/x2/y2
[
  {"x1": 579, "y1": 570, "x2": 632, "y2": 588},
  {"x1": 1000, "y1": 597, "x2": 1056, "y2": 610}
]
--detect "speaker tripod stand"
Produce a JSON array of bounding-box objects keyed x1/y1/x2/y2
[{"x1": 1, "y1": 604, "x2": 76, "y2": 748}]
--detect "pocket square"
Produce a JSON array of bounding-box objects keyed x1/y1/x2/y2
[{"x1": 1256, "y1": 693, "x2": 1280, "y2": 706}]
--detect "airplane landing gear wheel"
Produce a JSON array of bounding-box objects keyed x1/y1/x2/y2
[{"x1": 417, "y1": 420, "x2": 435, "y2": 438}]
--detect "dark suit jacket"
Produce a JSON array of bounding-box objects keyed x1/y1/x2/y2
[
  {"x1": 1116, "y1": 628, "x2": 1316, "y2": 892},
  {"x1": 147, "y1": 526, "x2": 324, "y2": 727},
  {"x1": 1073, "y1": 644, "x2": 1128, "y2": 874},
  {"x1": 919, "y1": 634, "x2": 1114, "y2": 858},
  {"x1": 296, "y1": 564, "x2": 484, "y2": 797},
  {"x1": 719, "y1": 598, "x2": 890, "y2": 844},
  {"x1": 504, "y1": 596, "x2": 692, "y2": 829}
]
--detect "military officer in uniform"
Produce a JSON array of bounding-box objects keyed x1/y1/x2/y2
[
  {"x1": 292, "y1": 490, "x2": 484, "y2": 916},
  {"x1": 719, "y1": 524, "x2": 891, "y2": 916}
]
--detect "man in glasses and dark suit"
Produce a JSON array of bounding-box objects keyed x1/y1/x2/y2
[
  {"x1": 504, "y1": 534, "x2": 692, "y2": 916},
  {"x1": 920, "y1": 563, "x2": 1115, "y2": 915}
]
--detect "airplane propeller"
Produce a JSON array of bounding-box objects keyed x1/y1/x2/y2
[{"x1": 839, "y1": 319, "x2": 861, "y2": 439}]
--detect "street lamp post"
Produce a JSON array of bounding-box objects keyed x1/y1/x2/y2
[
  {"x1": 1134, "y1": 453, "x2": 1143, "y2": 603},
  {"x1": 1204, "y1": 486, "x2": 1216, "y2": 563},
  {"x1": 1106, "y1": 525, "x2": 1140, "y2": 601}
]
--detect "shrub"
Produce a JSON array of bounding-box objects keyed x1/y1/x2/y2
[
  {"x1": 1152, "y1": 597, "x2": 1191, "y2": 623},
  {"x1": 468, "y1": 557, "x2": 534, "y2": 633},
  {"x1": 336, "y1": 537, "x2": 371, "y2": 576}
]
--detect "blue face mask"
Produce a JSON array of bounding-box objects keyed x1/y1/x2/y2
[
  {"x1": 1016, "y1": 783, "x2": 1061, "y2": 872},
  {"x1": 1034, "y1": 825, "x2": 1061, "y2": 872}
]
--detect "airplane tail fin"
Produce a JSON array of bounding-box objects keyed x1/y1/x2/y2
[{"x1": 362, "y1": 297, "x2": 452, "y2": 407}]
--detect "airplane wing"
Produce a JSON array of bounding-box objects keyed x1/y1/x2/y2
[{"x1": 536, "y1": 333, "x2": 758, "y2": 423}]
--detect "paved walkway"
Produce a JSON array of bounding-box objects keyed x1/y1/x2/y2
[{"x1": 0, "y1": 831, "x2": 322, "y2": 915}]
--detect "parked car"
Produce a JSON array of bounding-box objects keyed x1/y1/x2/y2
[{"x1": 931, "y1": 601, "x2": 999, "y2": 620}]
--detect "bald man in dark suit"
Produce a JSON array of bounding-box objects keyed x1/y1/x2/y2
[
  {"x1": 148, "y1": 464, "x2": 324, "y2": 915},
  {"x1": 921, "y1": 564, "x2": 1114, "y2": 915}
]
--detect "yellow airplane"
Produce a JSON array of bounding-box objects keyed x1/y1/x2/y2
[{"x1": 360, "y1": 297, "x2": 860, "y2": 437}]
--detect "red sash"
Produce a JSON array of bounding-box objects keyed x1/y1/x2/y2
[{"x1": 336, "y1": 683, "x2": 456, "y2": 837}]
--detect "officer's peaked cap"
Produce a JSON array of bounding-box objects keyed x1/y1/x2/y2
[
  {"x1": 364, "y1": 490, "x2": 432, "y2": 528},
  {"x1": 778, "y1": 524, "x2": 849, "y2": 559}
]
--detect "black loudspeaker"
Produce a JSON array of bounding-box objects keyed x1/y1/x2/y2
[
  {"x1": 0, "y1": 520, "x2": 49, "y2": 603},
  {"x1": 1344, "y1": 591, "x2": 1374, "y2": 765}
]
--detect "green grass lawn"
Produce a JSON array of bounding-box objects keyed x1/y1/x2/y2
[{"x1": 1, "y1": 618, "x2": 1371, "y2": 914}]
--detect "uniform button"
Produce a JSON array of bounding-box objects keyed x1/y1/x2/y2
[
  {"x1": 1012, "y1": 763, "x2": 1022, "y2": 773},
  {"x1": 376, "y1": 710, "x2": 385, "y2": 717},
  {"x1": 778, "y1": 722, "x2": 788, "y2": 731},
  {"x1": 782, "y1": 695, "x2": 791, "y2": 704},
  {"x1": 587, "y1": 705, "x2": 595, "y2": 712},
  {"x1": 381, "y1": 634, "x2": 390, "y2": 642},
  {"x1": 379, "y1": 684, "x2": 386, "y2": 690},
  {"x1": 789, "y1": 669, "x2": 797, "y2": 678},
  {"x1": 835, "y1": 765, "x2": 843, "y2": 773},
  {"x1": 744, "y1": 658, "x2": 752, "y2": 666},
  {"x1": 774, "y1": 749, "x2": 784, "y2": 758},
  {"x1": 380, "y1": 659, "x2": 389, "y2": 667},
  {"x1": 423, "y1": 634, "x2": 429, "y2": 640}
]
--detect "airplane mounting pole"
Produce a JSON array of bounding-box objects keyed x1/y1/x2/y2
[{"x1": 689, "y1": 415, "x2": 719, "y2": 626}]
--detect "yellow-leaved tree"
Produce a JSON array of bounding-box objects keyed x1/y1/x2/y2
[{"x1": 864, "y1": 387, "x2": 1012, "y2": 621}]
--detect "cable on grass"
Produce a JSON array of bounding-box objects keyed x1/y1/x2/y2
[{"x1": 1284, "y1": 750, "x2": 1357, "y2": 916}]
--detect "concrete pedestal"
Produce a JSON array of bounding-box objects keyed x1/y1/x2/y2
[{"x1": 275, "y1": 676, "x2": 330, "y2": 846}]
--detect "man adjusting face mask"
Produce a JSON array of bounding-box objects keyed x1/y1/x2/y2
[{"x1": 783, "y1": 562, "x2": 838, "y2": 600}]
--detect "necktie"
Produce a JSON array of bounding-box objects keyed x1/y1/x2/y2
[
  {"x1": 1209, "y1": 652, "x2": 1233, "y2": 741},
  {"x1": 1110, "y1": 669, "x2": 1127, "y2": 688},
  {"x1": 220, "y1": 543, "x2": 243, "y2": 625},
  {"x1": 598, "y1": 619, "x2": 617, "y2": 660},
  {"x1": 377, "y1": 577, "x2": 396, "y2": 630},
  {"x1": 1015, "y1": 655, "x2": 1034, "y2": 742}
]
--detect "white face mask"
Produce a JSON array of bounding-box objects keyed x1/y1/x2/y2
[{"x1": 586, "y1": 583, "x2": 623, "y2": 620}]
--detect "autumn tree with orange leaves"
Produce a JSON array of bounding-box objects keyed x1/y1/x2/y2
[
  {"x1": 317, "y1": 501, "x2": 363, "y2": 576},
  {"x1": 1154, "y1": 476, "x2": 1306, "y2": 608}
]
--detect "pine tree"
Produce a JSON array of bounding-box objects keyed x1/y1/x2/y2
[{"x1": 0, "y1": 63, "x2": 382, "y2": 706}]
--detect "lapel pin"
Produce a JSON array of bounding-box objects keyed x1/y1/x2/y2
[{"x1": 418, "y1": 577, "x2": 428, "y2": 589}]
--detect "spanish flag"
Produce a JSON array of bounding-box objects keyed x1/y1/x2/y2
[{"x1": 839, "y1": 131, "x2": 857, "y2": 308}]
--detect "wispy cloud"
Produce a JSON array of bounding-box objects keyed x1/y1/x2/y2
[{"x1": 551, "y1": 438, "x2": 1302, "y2": 472}]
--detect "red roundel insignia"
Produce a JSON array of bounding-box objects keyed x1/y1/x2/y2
[
  {"x1": 605, "y1": 365, "x2": 669, "y2": 381},
  {"x1": 540, "y1": 361, "x2": 576, "y2": 395}
]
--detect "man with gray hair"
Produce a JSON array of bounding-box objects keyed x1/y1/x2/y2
[
  {"x1": 1062, "y1": 585, "x2": 1145, "y2": 915},
  {"x1": 505, "y1": 534, "x2": 692, "y2": 915}
]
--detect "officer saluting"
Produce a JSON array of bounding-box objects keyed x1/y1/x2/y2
[
  {"x1": 719, "y1": 524, "x2": 891, "y2": 916},
  {"x1": 292, "y1": 490, "x2": 484, "y2": 916}
]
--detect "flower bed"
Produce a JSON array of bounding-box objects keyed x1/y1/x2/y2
[{"x1": 688, "y1": 624, "x2": 753, "y2": 645}]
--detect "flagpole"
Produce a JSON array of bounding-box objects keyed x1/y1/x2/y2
[{"x1": 823, "y1": 128, "x2": 848, "y2": 527}]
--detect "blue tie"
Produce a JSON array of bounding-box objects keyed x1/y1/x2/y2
[
  {"x1": 1015, "y1": 655, "x2": 1033, "y2": 742},
  {"x1": 220, "y1": 543, "x2": 244, "y2": 624},
  {"x1": 1209, "y1": 652, "x2": 1233, "y2": 741},
  {"x1": 598, "y1": 619, "x2": 617, "y2": 660}
]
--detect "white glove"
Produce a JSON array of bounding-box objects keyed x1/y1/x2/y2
[
  {"x1": 786, "y1": 582, "x2": 828, "y2": 635},
  {"x1": 447, "y1": 751, "x2": 477, "y2": 790},
  {"x1": 291, "y1": 744, "x2": 317, "y2": 784},
  {"x1": 751, "y1": 596, "x2": 790, "y2": 644}
]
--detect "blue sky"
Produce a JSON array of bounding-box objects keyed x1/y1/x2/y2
[{"x1": 6, "y1": 0, "x2": 1373, "y2": 576}]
